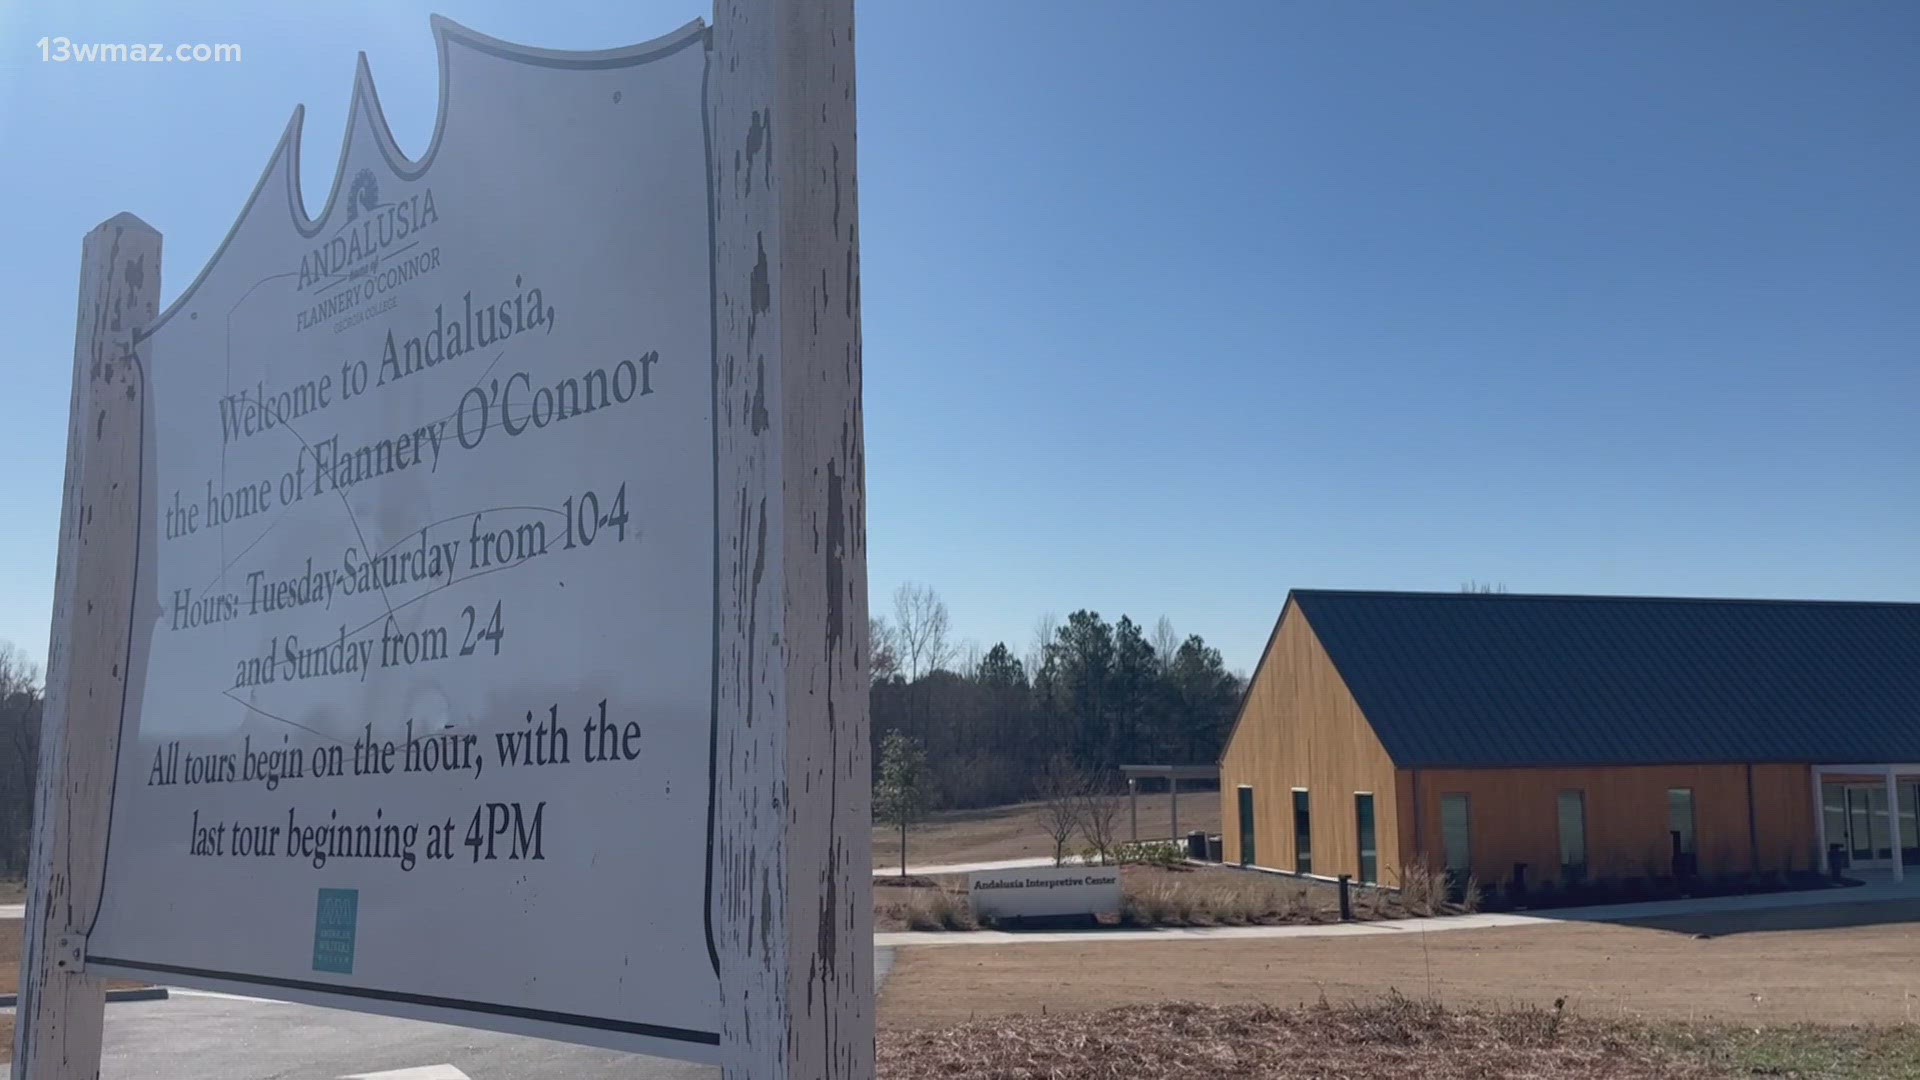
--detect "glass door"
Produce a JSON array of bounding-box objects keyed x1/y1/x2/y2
[
  {"x1": 1849, "y1": 785, "x2": 1890, "y2": 862},
  {"x1": 1905, "y1": 782, "x2": 1920, "y2": 863},
  {"x1": 1826, "y1": 779, "x2": 1903, "y2": 866}
]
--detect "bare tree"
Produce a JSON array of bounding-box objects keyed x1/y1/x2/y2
[
  {"x1": 0, "y1": 642, "x2": 38, "y2": 697},
  {"x1": 892, "y1": 583, "x2": 954, "y2": 680},
  {"x1": 957, "y1": 640, "x2": 984, "y2": 680},
  {"x1": 1151, "y1": 616, "x2": 1179, "y2": 668},
  {"x1": 1076, "y1": 771, "x2": 1126, "y2": 866},
  {"x1": 868, "y1": 615, "x2": 901, "y2": 684},
  {"x1": 1025, "y1": 612, "x2": 1059, "y2": 681},
  {"x1": 1460, "y1": 580, "x2": 1509, "y2": 594},
  {"x1": 892, "y1": 584, "x2": 954, "y2": 745},
  {"x1": 1035, "y1": 754, "x2": 1085, "y2": 867},
  {"x1": 0, "y1": 642, "x2": 44, "y2": 874}
]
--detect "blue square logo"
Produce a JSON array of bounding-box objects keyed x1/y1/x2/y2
[{"x1": 312, "y1": 888, "x2": 359, "y2": 974}]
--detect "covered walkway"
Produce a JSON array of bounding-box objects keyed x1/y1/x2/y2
[{"x1": 1119, "y1": 763, "x2": 1218, "y2": 842}]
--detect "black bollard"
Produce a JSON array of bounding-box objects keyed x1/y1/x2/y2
[{"x1": 1338, "y1": 874, "x2": 1353, "y2": 921}]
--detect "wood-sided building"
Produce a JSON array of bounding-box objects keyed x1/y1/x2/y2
[{"x1": 1219, "y1": 590, "x2": 1920, "y2": 889}]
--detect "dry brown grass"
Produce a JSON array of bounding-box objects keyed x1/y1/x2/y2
[
  {"x1": 876, "y1": 997, "x2": 1720, "y2": 1079},
  {"x1": 879, "y1": 899, "x2": 1920, "y2": 1031},
  {"x1": 0, "y1": 878, "x2": 23, "y2": 904},
  {"x1": 877, "y1": 866, "x2": 1469, "y2": 932},
  {"x1": 874, "y1": 875, "x2": 972, "y2": 931},
  {"x1": 1120, "y1": 865, "x2": 1469, "y2": 927},
  {"x1": 875, "y1": 793, "x2": 1220, "y2": 871}
]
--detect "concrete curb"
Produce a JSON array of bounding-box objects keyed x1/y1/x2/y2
[{"x1": 0, "y1": 987, "x2": 169, "y2": 1008}]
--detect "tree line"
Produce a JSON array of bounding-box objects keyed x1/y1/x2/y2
[
  {"x1": 0, "y1": 643, "x2": 42, "y2": 876},
  {"x1": 0, "y1": 584, "x2": 1250, "y2": 865},
  {"x1": 870, "y1": 584, "x2": 1245, "y2": 809}
]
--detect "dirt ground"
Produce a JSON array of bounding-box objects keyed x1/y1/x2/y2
[
  {"x1": 877, "y1": 999, "x2": 1920, "y2": 1080},
  {"x1": 874, "y1": 792, "x2": 1222, "y2": 870},
  {"x1": 878, "y1": 898, "x2": 1920, "y2": 1030}
]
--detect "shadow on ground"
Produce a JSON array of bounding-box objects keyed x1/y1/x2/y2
[{"x1": 1616, "y1": 896, "x2": 1920, "y2": 938}]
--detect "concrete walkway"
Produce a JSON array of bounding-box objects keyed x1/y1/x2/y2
[
  {"x1": 877, "y1": 874, "x2": 1920, "y2": 947},
  {"x1": 882, "y1": 855, "x2": 1083, "y2": 877}
]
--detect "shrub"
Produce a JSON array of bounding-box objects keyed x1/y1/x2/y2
[
  {"x1": 1459, "y1": 874, "x2": 1483, "y2": 914},
  {"x1": 1122, "y1": 884, "x2": 1170, "y2": 926},
  {"x1": 1213, "y1": 892, "x2": 1253, "y2": 925},
  {"x1": 901, "y1": 888, "x2": 976, "y2": 931},
  {"x1": 1123, "y1": 881, "x2": 1204, "y2": 926},
  {"x1": 1116, "y1": 840, "x2": 1186, "y2": 868},
  {"x1": 1397, "y1": 862, "x2": 1445, "y2": 917}
]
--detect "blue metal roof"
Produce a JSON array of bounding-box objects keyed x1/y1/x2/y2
[{"x1": 1289, "y1": 590, "x2": 1920, "y2": 768}]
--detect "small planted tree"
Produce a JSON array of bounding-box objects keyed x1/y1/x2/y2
[
  {"x1": 1036, "y1": 754, "x2": 1085, "y2": 867},
  {"x1": 875, "y1": 729, "x2": 929, "y2": 878},
  {"x1": 1076, "y1": 771, "x2": 1126, "y2": 866}
]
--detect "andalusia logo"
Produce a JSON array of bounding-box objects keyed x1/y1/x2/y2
[
  {"x1": 295, "y1": 171, "x2": 441, "y2": 293},
  {"x1": 345, "y1": 168, "x2": 379, "y2": 222}
]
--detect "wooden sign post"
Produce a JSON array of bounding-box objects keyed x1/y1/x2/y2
[
  {"x1": 15, "y1": 0, "x2": 870, "y2": 1077},
  {"x1": 13, "y1": 215, "x2": 161, "y2": 1080},
  {"x1": 709, "y1": 0, "x2": 874, "y2": 1075}
]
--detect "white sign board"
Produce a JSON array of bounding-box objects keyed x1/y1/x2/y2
[
  {"x1": 85, "y1": 18, "x2": 724, "y2": 1061},
  {"x1": 968, "y1": 866, "x2": 1123, "y2": 920}
]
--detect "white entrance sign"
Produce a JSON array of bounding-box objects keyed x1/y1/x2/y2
[
  {"x1": 968, "y1": 866, "x2": 1123, "y2": 920},
  {"x1": 86, "y1": 17, "x2": 718, "y2": 1058},
  {"x1": 16, "y1": 3, "x2": 872, "y2": 1078}
]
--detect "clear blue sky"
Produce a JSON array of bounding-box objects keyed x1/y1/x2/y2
[{"x1": 2, "y1": 1, "x2": 1915, "y2": 675}]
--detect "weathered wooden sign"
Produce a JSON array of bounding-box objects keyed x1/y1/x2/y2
[{"x1": 16, "y1": 3, "x2": 871, "y2": 1078}]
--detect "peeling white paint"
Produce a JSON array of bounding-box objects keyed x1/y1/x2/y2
[
  {"x1": 710, "y1": 1, "x2": 872, "y2": 1076},
  {"x1": 14, "y1": 215, "x2": 160, "y2": 1080}
]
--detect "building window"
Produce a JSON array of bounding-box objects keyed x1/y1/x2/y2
[
  {"x1": 1440, "y1": 793, "x2": 1471, "y2": 887},
  {"x1": 1292, "y1": 789, "x2": 1312, "y2": 875},
  {"x1": 1237, "y1": 786, "x2": 1256, "y2": 867},
  {"x1": 1668, "y1": 788, "x2": 1696, "y2": 874},
  {"x1": 1557, "y1": 790, "x2": 1587, "y2": 882},
  {"x1": 1667, "y1": 788, "x2": 1695, "y2": 854},
  {"x1": 1355, "y1": 793, "x2": 1377, "y2": 884}
]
